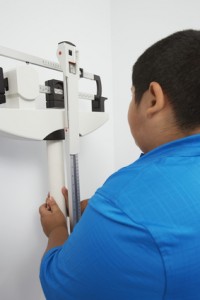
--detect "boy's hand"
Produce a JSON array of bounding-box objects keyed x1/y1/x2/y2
[
  {"x1": 39, "y1": 187, "x2": 89, "y2": 238},
  {"x1": 39, "y1": 196, "x2": 67, "y2": 238}
]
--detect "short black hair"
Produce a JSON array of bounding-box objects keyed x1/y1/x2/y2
[{"x1": 132, "y1": 29, "x2": 200, "y2": 131}]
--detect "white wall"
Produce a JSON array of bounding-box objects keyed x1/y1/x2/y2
[
  {"x1": 0, "y1": 1, "x2": 114, "y2": 299},
  {"x1": 111, "y1": 0, "x2": 200, "y2": 170}
]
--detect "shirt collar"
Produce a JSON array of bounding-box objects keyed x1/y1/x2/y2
[{"x1": 137, "y1": 133, "x2": 200, "y2": 163}]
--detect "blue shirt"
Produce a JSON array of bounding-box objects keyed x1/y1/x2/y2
[{"x1": 40, "y1": 134, "x2": 200, "y2": 300}]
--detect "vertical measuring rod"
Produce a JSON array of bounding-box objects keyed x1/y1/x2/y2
[{"x1": 57, "y1": 42, "x2": 81, "y2": 232}]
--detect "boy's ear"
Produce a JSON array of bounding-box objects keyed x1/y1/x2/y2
[{"x1": 146, "y1": 82, "x2": 166, "y2": 117}]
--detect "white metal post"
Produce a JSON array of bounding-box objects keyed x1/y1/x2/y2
[{"x1": 46, "y1": 140, "x2": 66, "y2": 217}]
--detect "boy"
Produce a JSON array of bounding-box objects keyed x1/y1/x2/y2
[{"x1": 39, "y1": 30, "x2": 200, "y2": 300}]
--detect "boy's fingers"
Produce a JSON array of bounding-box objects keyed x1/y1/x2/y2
[
  {"x1": 81, "y1": 199, "x2": 88, "y2": 214},
  {"x1": 39, "y1": 203, "x2": 50, "y2": 215},
  {"x1": 47, "y1": 197, "x2": 60, "y2": 213},
  {"x1": 62, "y1": 187, "x2": 69, "y2": 214},
  {"x1": 62, "y1": 187, "x2": 68, "y2": 200}
]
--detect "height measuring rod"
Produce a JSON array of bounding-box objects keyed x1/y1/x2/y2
[{"x1": 57, "y1": 42, "x2": 81, "y2": 229}]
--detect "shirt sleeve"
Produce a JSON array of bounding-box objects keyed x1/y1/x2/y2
[{"x1": 40, "y1": 191, "x2": 165, "y2": 300}]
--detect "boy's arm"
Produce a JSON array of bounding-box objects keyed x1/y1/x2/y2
[
  {"x1": 39, "y1": 187, "x2": 89, "y2": 254},
  {"x1": 39, "y1": 198, "x2": 68, "y2": 254}
]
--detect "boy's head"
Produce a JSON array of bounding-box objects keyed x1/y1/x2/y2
[{"x1": 129, "y1": 30, "x2": 200, "y2": 152}]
